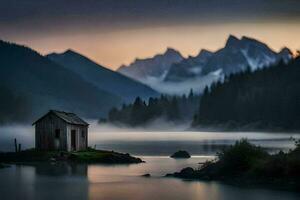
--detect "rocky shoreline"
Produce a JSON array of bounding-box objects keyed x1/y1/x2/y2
[{"x1": 166, "y1": 139, "x2": 300, "y2": 192}]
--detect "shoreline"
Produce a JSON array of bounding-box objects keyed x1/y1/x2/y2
[
  {"x1": 166, "y1": 139, "x2": 300, "y2": 192},
  {"x1": 0, "y1": 148, "x2": 144, "y2": 166}
]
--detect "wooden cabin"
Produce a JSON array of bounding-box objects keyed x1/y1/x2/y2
[{"x1": 33, "y1": 110, "x2": 89, "y2": 151}]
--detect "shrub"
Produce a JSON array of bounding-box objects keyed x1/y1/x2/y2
[{"x1": 216, "y1": 139, "x2": 268, "y2": 175}]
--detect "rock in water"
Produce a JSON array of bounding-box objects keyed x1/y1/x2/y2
[
  {"x1": 170, "y1": 150, "x2": 191, "y2": 158},
  {"x1": 141, "y1": 173, "x2": 151, "y2": 177}
]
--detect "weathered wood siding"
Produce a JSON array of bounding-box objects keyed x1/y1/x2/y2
[
  {"x1": 35, "y1": 113, "x2": 88, "y2": 151},
  {"x1": 35, "y1": 113, "x2": 67, "y2": 151},
  {"x1": 66, "y1": 124, "x2": 88, "y2": 151}
]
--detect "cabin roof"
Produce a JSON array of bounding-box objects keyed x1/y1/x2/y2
[{"x1": 32, "y1": 110, "x2": 89, "y2": 126}]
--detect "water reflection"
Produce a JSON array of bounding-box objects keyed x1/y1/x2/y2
[
  {"x1": 34, "y1": 162, "x2": 88, "y2": 177},
  {"x1": 0, "y1": 157, "x2": 299, "y2": 200},
  {"x1": 1, "y1": 130, "x2": 300, "y2": 199},
  {"x1": 95, "y1": 138, "x2": 296, "y2": 156},
  {"x1": 0, "y1": 164, "x2": 89, "y2": 200},
  {"x1": 89, "y1": 179, "x2": 299, "y2": 200}
]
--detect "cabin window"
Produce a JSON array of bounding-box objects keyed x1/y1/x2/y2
[
  {"x1": 81, "y1": 131, "x2": 85, "y2": 138},
  {"x1": 55, "y1": 129, "x2": 60, "y2": 139}
]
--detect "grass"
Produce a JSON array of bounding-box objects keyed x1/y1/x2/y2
[
  {"x1": 0, "y1": 147, "x2": 143, "y2": 164},
  {"x1": 0, "y1": 148, "x2": 59, "y2": 163},
  {"x1": 69, "y1": 148, "x2": 143, "y2": 164}
]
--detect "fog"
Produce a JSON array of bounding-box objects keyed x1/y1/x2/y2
[
  {"x1": 0, "y1": 120, "x2": 299, "y2": 155},
  {"x1": 0, "y1": 119, "x2": 190, "y2": 152},
  {"x1": 140, "y1": 70, "x2": 223, "y2": 95},
  {"x1": 88, "y1": 120, "x2": 300, "y2": 155},
  {"x1": 88, "y1": 119, "x2": 190, "y2": 145},
  {"x1": 88, "y1": 120, "x2": 300, "y2": 144},
  {"x1": 0, "y1": 124, "x2": 34, "y2": 152}
]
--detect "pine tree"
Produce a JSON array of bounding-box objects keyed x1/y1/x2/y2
[{"x1": 193, "y1": 56, "x2": 300, "y2": 130}]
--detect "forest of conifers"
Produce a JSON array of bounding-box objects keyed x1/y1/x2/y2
[
  {"x1": 107, "y1": 56, "x2": 300, "y2": 130},
  {"x1": 193, "y1": 57, "x2": 300, "y2": 130},
  {"x1": 107, "y1": 91, "x2": 199, "y2": 126}
]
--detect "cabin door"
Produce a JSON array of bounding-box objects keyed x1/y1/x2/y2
[
  {"x1": 71, "y1": 130, "x2": 77, "y2": 151},
  {"x1": 54, "y1": 129, "x2": 60, "y2": 150}
]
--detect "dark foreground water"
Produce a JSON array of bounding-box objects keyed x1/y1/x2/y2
[
  {"x1": 0, "y1": 156, "x2": 299, "y2": 200},
  {"x1": 0, "y1": 127, "x2": 300, "y2": 200}
]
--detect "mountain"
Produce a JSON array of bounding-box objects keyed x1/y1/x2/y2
[
  {"x1": 117, "y1": 48, "x2": 184, "y2": 81},
  {"x1": 47, "y1": 50, "x2": 159, "y2": 103},
  {"x1": 193, "y1": 56, "x2": 300, "y2": 130},
  {"x1": 164, "y1": 49, "x2": 213, "y2": 82},
  {"x1": 0, "y1": 40, "x2": 122, "y2": 123},
  {"x1": 116, "y1": 35, "x2": 292, "y2": 95},
  {"x1": 164, "y1": 35, "x2": 293, "y2": 83}
]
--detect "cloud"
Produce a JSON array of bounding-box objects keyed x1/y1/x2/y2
[
  {"x1": 1, "y1": 0, "x2": 300, "y2": 35},
  {"x1": 140, "y1": 70, "x2": 223, "y2": 95}
]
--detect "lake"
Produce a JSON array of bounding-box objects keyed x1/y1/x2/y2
[
  {"x1": 0, "y1": 125, "x2": 300, "y2": 199},
  {"x1": 0, "y1": 156, "x2": 299, "y2": 200}
]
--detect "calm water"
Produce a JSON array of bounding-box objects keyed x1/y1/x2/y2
[
  {"x1": 0, "y1": 127, "x2": 300, "y2": 199},
  {"x1": 91, "y1": 131, "x2": 300, "y2": 156},
  {"x1": 0, "y1": 156, "x2": 299, "y2": 200}
]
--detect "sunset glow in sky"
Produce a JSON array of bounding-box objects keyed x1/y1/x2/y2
[{"x1": 1, "y1": 0, "x2": 300, "y2": 70}]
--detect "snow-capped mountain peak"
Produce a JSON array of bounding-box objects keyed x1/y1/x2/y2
[
  {"x1": 118, "y1": 35, "x2": 293, "y2": 95},
  {"x1": 117, "y1": 47, "x2": 183, "y2": 81}
]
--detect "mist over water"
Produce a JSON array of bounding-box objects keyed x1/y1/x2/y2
[
  {"x1": 1, "y1": 121, "x2": 300, "y2": 200},
  {"x1": 0, "y1": 120, "x2": 299, "y2": 155},
  {"x1": 88, "y1": 121, "x2": 300, "y2": 156},
  {"x1": 0, "y1": 120, "x2": 190, "y2": 152},
  {"x1": 0, "y1": 124, "x2": 34, "y2": 151}
]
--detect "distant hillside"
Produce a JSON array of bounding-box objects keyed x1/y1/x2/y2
[
  {"x1": 0, "y1": 84, "x2": 31, "y2": 124},
  {"x1": 47, "y1": 50, "x2": 159, "y2": 102},
  {"x1": 193, "y1": 57, "x2": 300, "y2": 131},
  {"x1": 0, "y1": 40, "x2": 122, "y2": 123}
]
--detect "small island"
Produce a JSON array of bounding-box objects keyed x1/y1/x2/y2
[
  {"x1": 0, "y1": 148, "x2": 143, "y2": 165},
  {"x1": 167, "y1": 139, "x2": 300, "y2": 191},
  {"x1": 170, "y1": 150, "x2": 191, "y2": 159},
  {"x1": 0, "y1": 111, "x2": 143, "y2": 166}
]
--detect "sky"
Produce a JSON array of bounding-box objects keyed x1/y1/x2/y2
[{"x1": 1, "y1": 0, "x2": 300, "y2": 70}]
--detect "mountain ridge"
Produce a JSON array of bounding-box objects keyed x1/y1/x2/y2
[
  {"x1": 116, "y1": 35, "x2": 293, "y2": 95},
  {"x1": 166, "y1": 35, "x2": 293, "y2": 82},
  {"x1": 117, "y1": 47, "x2": 184, "y2": 81},
  {"x1": 0, "y1": 40, "x2": 122, "y2": 123},
  {"x1": 47, "y1": 49, "x2": 159, "y2": 103}
]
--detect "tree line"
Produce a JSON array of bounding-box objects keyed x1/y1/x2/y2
[
  {"x1": 193, "y1": 57, "x2": 300, "y2": 130},
  {"x1": 107, "y1": 90, "x2": 199, "y2": 126}
]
